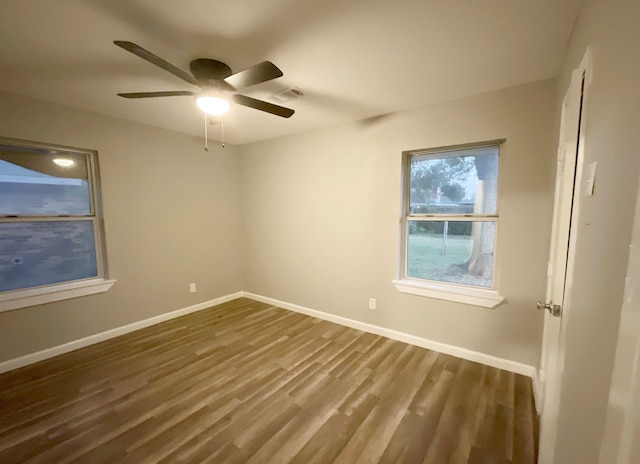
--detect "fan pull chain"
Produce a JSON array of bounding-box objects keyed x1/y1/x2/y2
[
  {"x1": 221, "y1": 116, "x2": 225, "y2": 148},
  {"x1": 204, "y1": 113, "x2": 209, "y2": 151},
  {"x1": 203, "y1": 114, "x2": 226, "y2": 151}
]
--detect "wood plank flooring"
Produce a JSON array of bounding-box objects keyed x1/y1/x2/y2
[{"x1": 0, "y1": 298, "x2": 538, "y2": 463}]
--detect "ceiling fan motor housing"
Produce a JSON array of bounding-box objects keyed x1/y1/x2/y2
[{"x1": 190, "y1": 59, "x2": 232, "y2": 82}]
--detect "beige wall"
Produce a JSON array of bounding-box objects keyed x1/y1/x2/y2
[
  {"x1": 240, "y1": 80, "x2": 557, "y2": 367},
  {"x1": 600, "y1": 181, "x2": 640, "y2": 464},
  {"x1": 551, "y1": 1, "x2": 640, "y2": 462},
  {"x1": 0, "y1": 81, "x2": 558, "y2": 369},
  {"x1": 0, "y1": 92, "x2": 244, "y2": 362}
]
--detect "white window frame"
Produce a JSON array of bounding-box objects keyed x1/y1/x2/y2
[
  {"x1": 393, "y1": 140, "x2": 505, "y2": 308},
  {"x1": 0, "y1": 137, "x2": 115, "y2": 312}
]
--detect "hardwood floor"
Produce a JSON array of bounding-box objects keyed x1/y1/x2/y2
[{"x1": 0, "y1": 298, "x2": 538, "y2": 463}]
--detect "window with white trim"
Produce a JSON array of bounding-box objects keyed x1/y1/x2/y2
[
  {"x1": 0, "y1": 137, "x2": 112, "y2": 311},
  {"x1": 394, "y1": 141, "x2": 504, "y2": 307}
]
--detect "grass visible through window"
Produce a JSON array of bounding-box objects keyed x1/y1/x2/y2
[{"x1": 407, "y1": 233, "x2": 493, "y2": 288}]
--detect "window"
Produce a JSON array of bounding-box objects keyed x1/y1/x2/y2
[
  {"x1": 393, "y1": 141, "x2": 505, "y2": 308},
  {"x1": 0, "y1": 137, "x2": 114, "y2": 311}
]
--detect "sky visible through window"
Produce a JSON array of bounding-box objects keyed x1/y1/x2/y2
[{"x1": 1, "y1": 157, "x2": 97, "y2": 292}]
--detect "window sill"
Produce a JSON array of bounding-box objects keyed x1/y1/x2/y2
[
  {"x1": 0, "y1": 278, "x2": 116, "y2": 312},
  {"x1": 392, "y1": 279, "x2": 504, "y2": 308}
]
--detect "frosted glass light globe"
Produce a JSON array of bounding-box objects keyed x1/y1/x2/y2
[{"x1": 196, "y1": 96, "x2": 230, "y2": 116}]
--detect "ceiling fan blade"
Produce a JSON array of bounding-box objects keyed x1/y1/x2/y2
[
  {"x1": 232, "y1": 94, "x2": 294, "y2": 118},
  {"x1": 117, "y1": 91, "x2": 196, "y2": 98},
  {"x1": 225, "y1": 61, "x2": 283, "y2": 89},
  {"x1": 114, "y1": 41, "x2": 199, "y2": 87}
]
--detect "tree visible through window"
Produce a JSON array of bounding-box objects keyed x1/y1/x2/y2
[{"x1": 402, "y1": 142, "x2": 501, "y2": 288}]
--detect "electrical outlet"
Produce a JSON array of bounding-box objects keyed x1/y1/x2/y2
[
  {"x1": 368, "y1": 298, "x2": 377, "y2": 310},
  {"x1": 189, "y1": 283, "x2": 196, "y2": 293}
]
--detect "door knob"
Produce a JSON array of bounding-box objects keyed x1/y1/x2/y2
[{"x1": 537, "y1": 301, "x2": 562, "y2": 317}]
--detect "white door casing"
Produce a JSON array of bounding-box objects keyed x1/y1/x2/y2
[{"x1": 537, "y1": 50, "x2": 592, "y2": 464}]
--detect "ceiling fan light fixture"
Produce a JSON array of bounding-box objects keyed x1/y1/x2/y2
[{"x1": 196, "y1": 95, "x2": 230, "y2": 116}]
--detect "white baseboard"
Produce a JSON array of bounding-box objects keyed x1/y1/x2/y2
[
  {"x1": 0, "y1": 292, "x2": 243, "y2": 374},
  {"x1": 242, "y1": 291, "x2": 537, "y2": 379},
  {"x1": 0, "y1": 290, "x2": 538, "y2": 383}
]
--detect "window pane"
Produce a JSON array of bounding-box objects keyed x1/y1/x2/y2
[
  {"x1": 0, "y1": 221, "x2": 97, "y2": 292},
  {"x1": 407, "y1": 220, "x2": 495, "y2": 288},
  {"x1": 0, "y1": 144, "x2": 90, "y2": 216},
  {"x1": 409, "y1": 146, "x2": 499, "y2": 215}
]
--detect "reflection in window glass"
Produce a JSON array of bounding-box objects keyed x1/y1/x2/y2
[
  {"x1": 0, "y1": 138, "x2": 106, "y2": 296},
  {"x1": 0, "y1": 221, "x2": 97, "y2": 292},
  {"x1": 0, "y1": 146, "x2": 90, "y2": 216}
]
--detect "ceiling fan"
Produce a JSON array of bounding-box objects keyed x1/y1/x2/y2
[{"x1": 113, "y1": 41, "x2": 295, "y2": 118}]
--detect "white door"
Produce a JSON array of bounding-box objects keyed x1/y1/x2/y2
[{"x1": 537, "y1": 52, "x2": 591, "y2": 464}]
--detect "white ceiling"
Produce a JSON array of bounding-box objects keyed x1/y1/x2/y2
[{"x1": 0, "y1": 0, "x2": 583, "y2": 145}]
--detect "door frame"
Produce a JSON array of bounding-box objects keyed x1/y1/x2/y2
[{"x1": 537, "y1": 48, "x2": 593, "y2": 463}]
